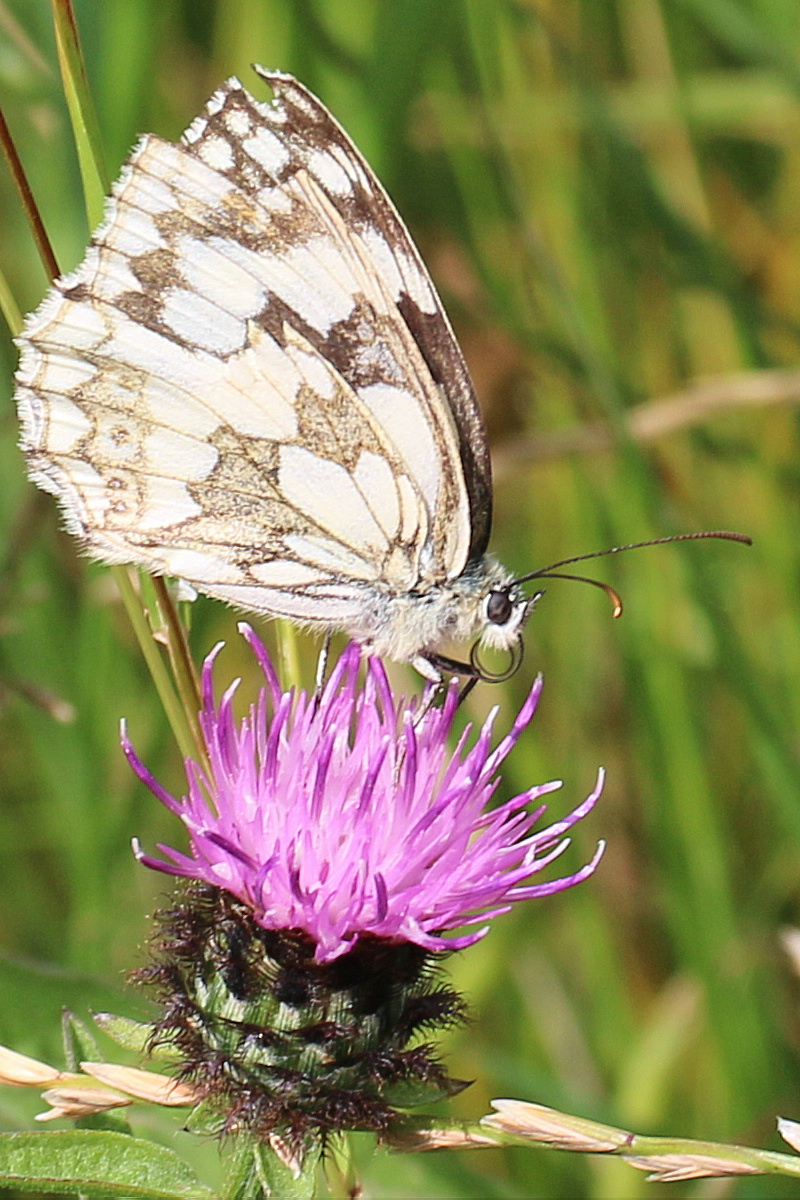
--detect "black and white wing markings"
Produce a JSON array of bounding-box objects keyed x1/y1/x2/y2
[
  {"x1": 16, "y1": 68, "x2": 490, "y2": 627},
  {"x1": 186, "y1": 67, "x2": 493, "y2": 561}
]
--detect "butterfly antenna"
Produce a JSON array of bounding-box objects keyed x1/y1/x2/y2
[
  {"x1": 511, "y1": 530, "x2": 751, "y2": 618},
  {"x1": 513, "y1": 530, "x2": 751, "y2": 583},
  {"x1": 533, "y1": 572, "x2": 623, "y2": 617}
]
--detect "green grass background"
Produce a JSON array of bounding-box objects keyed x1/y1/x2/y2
[{"x1": 2, "y1": 1, "x2": 800, "y2": 1196}]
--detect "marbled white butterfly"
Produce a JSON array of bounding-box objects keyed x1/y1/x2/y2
[{"x1": 13, "y1": 69, "x2": 747, "y2": 682}]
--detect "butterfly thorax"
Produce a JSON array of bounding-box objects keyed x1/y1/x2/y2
[{"x1": 352, "y1": 555, "x2": 524, "y2": 668}]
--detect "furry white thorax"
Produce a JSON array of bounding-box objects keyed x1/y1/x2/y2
[{"x1": 344, "y1": 555, "x2": 525, "y2": 668}]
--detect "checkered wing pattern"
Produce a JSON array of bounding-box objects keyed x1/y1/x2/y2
[{"x1": 15, "y1": 70, "x2": 492, "y2": 632}]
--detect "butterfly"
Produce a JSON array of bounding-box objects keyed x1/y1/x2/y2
[{"x1": 13, "y1": 69, "x2": 747, "y2": 682}]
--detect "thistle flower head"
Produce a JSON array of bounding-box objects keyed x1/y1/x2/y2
[
  {"x1": 125, "y1": 625, "x2": 603, "y2": 964},
  {"x1": 122, "y1": 629, "x2": 604, "y2": 1145}
]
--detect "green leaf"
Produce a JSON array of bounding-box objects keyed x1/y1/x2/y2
[
  {"x1": 92, "y1": 1014, "x2": 169, "y2": 1059},
  {"x1": 63, "y1": 1011, "x2": 103, "y2": 1069},
  {"x1": 223, "y1": 1138, "x2": 320, "y2": 1200},
  {"x1": 0, "y1": 1130, "x2": 214, "y2": 1198},
  {"x1": 384, "y1": 1076, "x2": 470, "y2": 1109}
]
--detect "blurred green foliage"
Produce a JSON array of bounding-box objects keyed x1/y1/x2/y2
[{"x1": 2, "y1": 0, "x2": 800, "y2": 1195}]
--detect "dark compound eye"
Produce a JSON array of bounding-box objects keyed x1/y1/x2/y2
[{"x1": 486, "y1": 590, "x2": 513, "y2": 625}]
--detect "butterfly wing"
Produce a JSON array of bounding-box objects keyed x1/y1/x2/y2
[
  {"x1": 244, "y1": 69, "x2": 493, "y2": 562},
  {"x1": 15, "y1": 70, "x2": 492, "y2": 629}
]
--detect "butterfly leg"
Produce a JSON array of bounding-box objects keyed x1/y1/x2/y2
[
  {"x1": 417, "y1": 646, "x2": 521, "y2": 705},
  {"x1": 412, "y1": 651, "x2": 482, "y2": 709},
  {"x1": 411, "y1": 654, "x2": 445, "y2": 684},
  {"x1": 416, "y1": 651, "x2": 480, "y2": 682},
  {"x1": 312, "y1": 632, "x2": 333, "y2": 707}
]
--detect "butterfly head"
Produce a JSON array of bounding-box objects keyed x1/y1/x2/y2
[
  {"x1": 468, "y1": 577, "x2": 540, "y2": 683},
  {"x1": 422, "y1": 557, "x2": 538, "y2": 685},
  {"x1": 479, "y1": 576, "x2": 538, "y2": 642}
]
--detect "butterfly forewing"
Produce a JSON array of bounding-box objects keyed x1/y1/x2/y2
[
  {"x1": 16, "y1": 70, "x2": 492, "y2": 632},
  {"x1": 189, "y1": 68, "x2": 493, "y2": 560}
]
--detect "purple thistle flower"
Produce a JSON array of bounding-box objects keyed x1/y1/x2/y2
[{"x1": 123, "y1": 625, "x2": 604, "y2": 964}]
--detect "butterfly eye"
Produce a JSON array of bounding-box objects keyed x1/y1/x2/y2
[{"x1": 486, "y1": 590, "x2": 514, "y2": 626}]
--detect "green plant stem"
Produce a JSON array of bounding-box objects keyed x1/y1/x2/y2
[
  {"x1": 150, "y1": 577, "x2": 207, "y2": 769},
  {"x1": 0, "y1": 261, "x2": 23, "y2": 338},
  {"x1": 114, "y1": 567, "x2": 200, "y2": 766},
  {"x1": 274, "y1": 620, "x2": 303, "y2": 692},
  {"x1": 51, "y1": 0, "x2": 109, "y2": 220}
]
